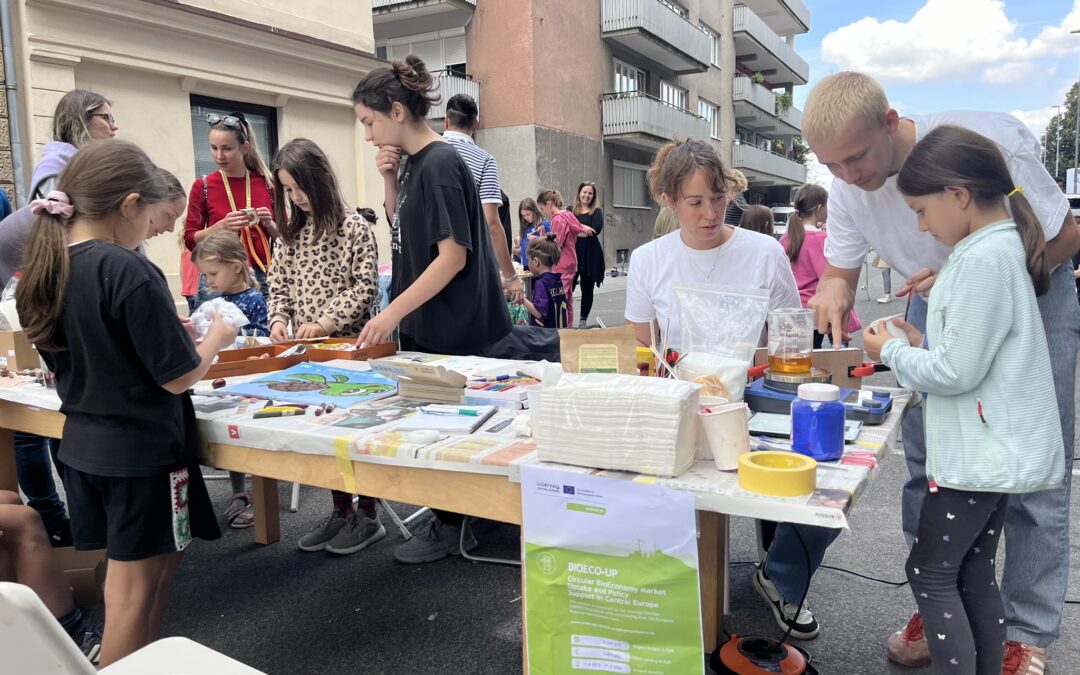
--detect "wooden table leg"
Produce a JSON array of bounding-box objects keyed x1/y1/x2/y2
[
  {"x1": 0, "y1": 428, "x2": 17, "y2": 493},
  {"x1": 251, "y1": 475, "x2": 280, "y2": 545},
  {"x1": 698, "y1": 510, "x2": 727, "y2": 653}
]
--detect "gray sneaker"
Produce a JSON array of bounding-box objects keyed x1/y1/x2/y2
[
  {"x1": 394, "y1": 518, "x2": 478, "y2": 564},
  {"x1": 325, "y1": 512, "x2": 386, "y2": 555},
  {"x1": 298, "y1": 512, "x2": 347, "y2": 551}
]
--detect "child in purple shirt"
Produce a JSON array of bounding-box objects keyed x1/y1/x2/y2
[{"x1": 524, "y1": 235, "x2": 568, "y2": 329}]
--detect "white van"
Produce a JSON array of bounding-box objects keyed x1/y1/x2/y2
[
  {"x1": 1067, "y1": 194, "x2": 1080, "y2": 220},
  {"x1": 771, "y1": 205, "x2": 794, "y2": 240}
]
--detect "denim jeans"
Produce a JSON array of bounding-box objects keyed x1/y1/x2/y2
[
  {"x1": 14, "y1": 432, "x2": 67, "y2": 528},
  {"x1": 763, "y1": 523, "x2": 841, "y2": 602},
  {"x1": 900, "y1": 262, "x2": 1079, "y2": 646}
]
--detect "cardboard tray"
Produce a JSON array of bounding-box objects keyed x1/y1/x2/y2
[{"x1": 204, "y1": 339, "x2": 397, "y2": 380}]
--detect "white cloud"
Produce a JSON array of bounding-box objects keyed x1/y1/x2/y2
[
  {"x1": 1010, "y1": 105, "x2": 1058, "y2": 139},
  {"x1": 820, "y1": 0, "x2": 1080, "y2": 85}
]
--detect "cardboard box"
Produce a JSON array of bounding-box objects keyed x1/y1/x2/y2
[
  {"x1": 53, "y1": 547, "x2": 107, "y2": 607},
  {"x1": 203, "y1": 339, "x2": 397, "y2": 380},
  {"x1": 0, "y1": 330, "x2": 38, "y2": 371}
]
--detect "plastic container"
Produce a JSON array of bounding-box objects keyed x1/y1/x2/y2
[
  {"x1": 768, "y1": 308, "x2": 815, "y2": 374},
  {"x1": 791, "y1": 383, "x2": 845, "y2": 461},
  {"x1": 698, "y1": 402, "x2": 750, "y2": 471}
]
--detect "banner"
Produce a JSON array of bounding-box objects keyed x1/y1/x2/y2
[{"x1": 522, "y1": 465, "x2": 704, "y2": 675}]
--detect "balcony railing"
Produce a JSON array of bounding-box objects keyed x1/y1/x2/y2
[
  {"x1": 732, "y1": 142, "x2": 806, "y2": 185},
  {"x1": 428, "y1": 71, "x2": 479, "y2": 120},
  {"x1": 601, "y1": 0, "x2": 711, "y2": 73},
  {"x1": 737, "y1": 0, "x2": 810, "y2": 35},
  {"x1": 733, "y1": 4, "x2": 810, "y2": 85},
  {"x1": 732, "y1": 75, "x2": 802, "y2": 135},
  {"x1": 602, "y1": 92, "x2": 709, "y2": 149},
  {"x1": 373, "y1": 0, "x2": 475, "y2": 9}
]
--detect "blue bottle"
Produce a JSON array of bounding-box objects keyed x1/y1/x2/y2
[{"x1": 791, "y1": 383, "x2": 845, "y2": 462}]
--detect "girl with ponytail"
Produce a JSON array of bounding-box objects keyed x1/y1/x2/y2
[
  {"x1": 863, "y1": 124, "x2": 1063, "y2": 675},
  {"x1": 17, "y1": 139, "x2": 237, "y2": 667},
  {"x1": 780, "y1": 183, "x2": 860, "y2": 347}
]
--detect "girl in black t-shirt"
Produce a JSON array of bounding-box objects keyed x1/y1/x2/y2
[{"x1": 16, "y1": 140, "x2": 238, "y2": 667}]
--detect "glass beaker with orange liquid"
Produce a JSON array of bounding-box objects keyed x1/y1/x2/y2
[{"x1": 768, "y1": 308, "x2": 815, "y2": 374}]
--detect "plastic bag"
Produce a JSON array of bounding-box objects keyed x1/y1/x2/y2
[
  {"x1": 188, "y1": 297, "x2": 249, "y2": 339},
  {"x1": 674, "y1": 284, "x2": 770, "y2": 401}
]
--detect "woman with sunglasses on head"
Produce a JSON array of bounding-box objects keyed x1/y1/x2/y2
[
  {"x1": 571, "y1": 181, "x2": 604, "y2": 327},
  {"x1": 184, "y1": 112, "x2": 278, "y2": 303},
  {"x1": 182, "y1": 113, "x2": 276, "y2": 529}
]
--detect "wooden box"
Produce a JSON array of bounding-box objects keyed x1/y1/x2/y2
[{"x1": 203, "y1": 339, "x2": 397, "y2": 380}]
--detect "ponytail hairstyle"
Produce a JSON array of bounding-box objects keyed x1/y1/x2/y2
[
  {"x1": 352, "y1": 55, "x2": 440, "y2": 121},
  {"x1": 537, "y1": 189, "x2": 564, "y2": 210},
  {"x1": 526, "y1": 233, "x2": 562, "y2": 268},
  {"x1": 739, "y1": 205, "x2": 774, "y2": 236},
  {"x1": 191, "y1": 230, "x2": 256, "y2": 291},
  {"x1": 786, "y1": 183, "x2": 828, "y2": 262},
  {"x1": 52, "y1": 89, "x2": 110, "y2": 148},
  {"x1": 647, "y1": 139, "x2": 739, "y2": 203},
  {"x1": 17, "y1": 139, "x2": 168, "y2": 351},
  {"x1": 208, "y1": 112, "x2": 273, "y2": 186},
  {"x1": 272, "y1": 138, "x2": 348, "y2": 246},
  {"x1": 897, "y1": 124, "x2": 1049, "y2": 296},
  {"x1": 518, "y1": 198, "x2": 543, "y2": 241}
]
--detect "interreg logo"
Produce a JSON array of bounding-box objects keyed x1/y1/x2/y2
[{"x1": 562, "y1": 485, "x2": 576, "y2": 495}]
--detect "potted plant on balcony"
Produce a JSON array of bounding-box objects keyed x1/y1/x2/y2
[
  {"x1": 772, "y1": 138, "x2": 785, "y2": 154},
  {"x1": 774, "y1": 90, "x2": 793, "y2": 116},
  {"x1": 751, "y1": 71, "x2": 765, "y2": 85}
]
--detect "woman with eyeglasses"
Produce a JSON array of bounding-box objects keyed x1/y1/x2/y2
[
  {"x1": 183, "y1": 112, "x2": 277, "y2": 303},
  {"x1": 571, "y1": 180, "x2": 604, "y2": 327},
  {"x1": 31, "y1": 90, "x2": 118, "y2": 200}
]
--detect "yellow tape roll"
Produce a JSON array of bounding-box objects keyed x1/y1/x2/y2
[{"x1": 738, "y1": 451, "x2": 817, "y2": 497}]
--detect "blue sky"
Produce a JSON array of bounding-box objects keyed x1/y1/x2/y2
[{"x1": 795, "y1": 0, "x2": 1080, "y2": 182}]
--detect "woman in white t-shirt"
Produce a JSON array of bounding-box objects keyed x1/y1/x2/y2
[{"x1": 624, "y1": 139, "x2": 837, "y2": 641}]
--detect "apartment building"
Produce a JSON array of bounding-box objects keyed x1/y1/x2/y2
[
  {"x1": 373, "y1": 0, "x2": 811, "y2": 266},
  {"x1": 0, "y1": 0, "x2": 385, "y2": 303}
]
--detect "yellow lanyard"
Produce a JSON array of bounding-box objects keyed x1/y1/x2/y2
[
  {"x1": 218, "y1": 170, "x2": 271, "y2": 272},
  {"x1": 219, "y1": 169, "x2": 251, "y2": 212}
]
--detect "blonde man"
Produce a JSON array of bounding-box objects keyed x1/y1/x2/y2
[{"x1": 803, "y1": 71, "x2": 1080, "y2": 674}]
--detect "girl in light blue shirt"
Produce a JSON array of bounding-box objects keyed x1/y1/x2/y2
[{"x1": 863, "y1": 125, "x2": 1063, "y2": 675}]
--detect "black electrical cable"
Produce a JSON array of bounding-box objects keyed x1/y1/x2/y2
[{"x1": 730, "y1": 560, "x2": 908, "y2": 586}]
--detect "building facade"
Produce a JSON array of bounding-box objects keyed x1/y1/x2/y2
[
  {"x1": 3, "y1": 0, "x2": 386, "y2": 305},
  {"x1": 373, "y1": 0, "x2": 811, "y2": 267}
]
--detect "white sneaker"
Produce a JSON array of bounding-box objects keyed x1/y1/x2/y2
[
  {"x1": 876, "y1": 293, "x2": 893, "y2": 303},
  {"x1": 752, "y1": 567, "x2": 820, "y2": 639}
]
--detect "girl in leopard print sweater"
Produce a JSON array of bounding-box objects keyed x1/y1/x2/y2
[{"x1": 268, "y1": 138, "x2": 383, "y2": 555}]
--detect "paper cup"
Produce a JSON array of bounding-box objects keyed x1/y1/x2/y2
[
  {"x1": 695, "y1": 396, "x2": 729, "y2": 460},
  {"x1": 698, "y1": 402, "x2": 750, "y2": 471},
  {"x1": 699, "y1": 395, "x2": 729, "y2": 411},
  {"x1": 526, "y1": 385, "x2": 542, "y2": 419}
]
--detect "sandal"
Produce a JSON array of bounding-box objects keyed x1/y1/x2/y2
[{"x1": 225, "y1": 492, "x2": 255, "y2": 529}]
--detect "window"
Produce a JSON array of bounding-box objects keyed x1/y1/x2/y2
[
  {"x1": 613, "y1": 58, "x2": 647, "y2": 93},
  {"x1": 658, "y1": 0, "x2": 689, "y2": 19},
  {"x1": 613, "y1": 161, "x2": 650, "y2": 208},
  {"x1": 660, "y1": 81, "x2": 688, "y2": 110},
  {"x1": 381, "y1": 28, "x2": 465, "y2": 74},
  {"x1": 735, "y1": 126, "x2": 756, "y2": 146},
  {"x1": 190, "y1": 96, "x2": 277, "y2": 179},
  {"x1": 698, "y1": 98, "x2": 719, "y2": 139},
  {"x1": 700, "y1": 23, "x2": 720, "y2": 67}
]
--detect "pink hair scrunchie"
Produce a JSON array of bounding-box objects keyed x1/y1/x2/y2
[{"x1": 29, "y1": 190, "x2": 74, "y2": 221}]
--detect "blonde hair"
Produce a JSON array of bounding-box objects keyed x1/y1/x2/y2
[
  {"x1": 191, "y1": 230, "x2": 256, "y2": 291},
  {"x1": 802, "y1": 72, "x2": 890, "y2": 146}
]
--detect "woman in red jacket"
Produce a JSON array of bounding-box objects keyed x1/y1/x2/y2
[
  {"x1": 537, "y1": 189, "x2": 589, "y2": 326},
  {"x1": 184, "y1": 112, "x2": 278, "y2": 304}
]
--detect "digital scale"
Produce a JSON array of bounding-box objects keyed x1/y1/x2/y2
[{"x1": 744, "y1": 367, "x2": 894, "y2": 424}]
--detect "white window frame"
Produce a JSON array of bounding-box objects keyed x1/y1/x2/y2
[
  {"x1": 376, "y1": 27, "x2": 467, "y2": 73},
  {"x1": 660, "y1": 80, "x2": 689, "y2": 111},
  {"x1": 613, "y1": 160, "x2": 651, "y2": 209},
  {"x1": 700, "y1": 23, "x2": 720, "y2": 67},
  {"x1": 613, "y1": 58, "x2": 647, "y2": 93},
  {"x1": 698, "y1": 98, "x2": 720, "y2": 140},
  {"x1": 658, "y1": 0, "x2": 689, "y2": 19}
]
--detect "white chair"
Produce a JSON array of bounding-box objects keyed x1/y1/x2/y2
[{"x1": 0, "y1": 582, "x2": 266, "y2": 674}]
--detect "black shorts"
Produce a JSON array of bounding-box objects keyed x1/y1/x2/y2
[{"x1": 63, "y1": 465, "x2": 221, "y2": 561}]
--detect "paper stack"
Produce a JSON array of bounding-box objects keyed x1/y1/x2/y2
[{"x1": 534, "y1": 373, "x2": 701, "y2": 477}]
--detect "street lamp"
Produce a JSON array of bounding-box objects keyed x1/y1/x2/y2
[{"x1": 1055, "y1": 105, "x2": 1062, "y2": 179}]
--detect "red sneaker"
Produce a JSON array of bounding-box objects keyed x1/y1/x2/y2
[
  {"x1": 887, "y1": 611, "x2": 931, "y2": 667},
  {"x1": 1002, "y1": 641, "x2": 1046, "y2": 675}
]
